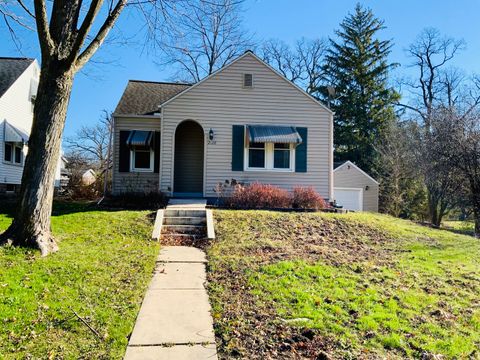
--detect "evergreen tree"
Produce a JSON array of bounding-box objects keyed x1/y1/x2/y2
[{"x1": 321, "y1": 3, "x2": 399, "y2": 173}]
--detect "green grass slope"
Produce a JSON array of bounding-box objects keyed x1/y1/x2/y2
[
  {"x1": 207, "y1": 211, "x2": 480, "y2": 359},
  {"x1": 0, "y1": 203, "x2": 159, "y2": 359}
]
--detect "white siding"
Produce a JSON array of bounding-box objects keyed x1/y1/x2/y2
[
  {"x1": 112, "y1": 116, "x2": 161, "y2": 194},
  {"x1": 334, "y1": 165, "x2": 379, "y2": 212},
  {"x1": 161, "y1": 53, "x2": 333, "y2": 199},
  {"x1": 0, "y1": 61, "x2": 39, "y2": 185}
]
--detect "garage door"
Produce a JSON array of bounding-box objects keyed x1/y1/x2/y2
[{"x1": 333, "y1": 188, "x2": 363, "y2": 211}]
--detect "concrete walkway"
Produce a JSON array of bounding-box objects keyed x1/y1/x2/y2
[{"x1": 124, "y1": 246, "x2": 218, "y2": 360}]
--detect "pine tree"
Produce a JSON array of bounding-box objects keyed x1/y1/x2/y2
[{"x1": 321, "y1": 3, "x2": 399, "y2": 173}]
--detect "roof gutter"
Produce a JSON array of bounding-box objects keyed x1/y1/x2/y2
[{"x1": 112, "y1": 113, "x2": 161, "y2": 118}]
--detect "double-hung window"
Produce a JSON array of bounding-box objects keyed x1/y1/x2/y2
[
  {"x1": 247, "y1": 142, "x2": 265, "y2": 168},
  {"x1": 4, "y1": 142, "x2": 23, "y2": 165},
  {"x1": 245, "y1": 141, "x2": 294, "y2": 171}
]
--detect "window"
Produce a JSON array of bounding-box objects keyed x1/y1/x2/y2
[
  {"x1": 14, "y1": 146, "x2": 22, "y2": 164},
  {"x1": 6, "y1": 184, "x2": 16, "y2": 192},
  {"x1": 248, "y1": 142, "x2": 265, "y2": 168},
  {"x1": 243, "y1": 73, "x2": 253, "y2": 88},
  {"x1": 273, "y1": 143, "x2": 290, "y2": 169},
  {"x1": 245, "y1": 141, "x2": 294, "y2": 171},
  {"x1": 4, "y1": 143, "x2": 12, "y2": 162},
  {"x1": 4, "y1": 142, "x2": 22, "y2": 164},
  {"x1": 130, "y1": 147, "x2": 154, "y2": 172}
]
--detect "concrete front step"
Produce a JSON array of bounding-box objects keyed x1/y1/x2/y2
[
  {"x1": 163, "y1": 224, "x2": 206, "y2": 234},
  {"x1": 163, "y1": 216, "x2": 206, "y2": 226},
  {"x1": 164, "y1": 209, "x2": 206, "y2": 217}
]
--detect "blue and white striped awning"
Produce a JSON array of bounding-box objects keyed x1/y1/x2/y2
[
  {"x1": 126, "y1": 130, "x2": 153, "y2": 147},
  {"x1": 3, "y1": 120, "x2": 29, "y2": 143},
  {"x1": 247, "y1": 125, "x2": 302, "y2": 144}
]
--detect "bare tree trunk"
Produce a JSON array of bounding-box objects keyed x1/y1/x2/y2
[
  {"x1": 472, "y1": 187, "x2": 480, "y2": 238},
  {"x1": 0, "y1": 60, "x2": 74, "y2": 256},
  {"x1": 428, "y1": 192, "x2": 439, "y2": 227}
]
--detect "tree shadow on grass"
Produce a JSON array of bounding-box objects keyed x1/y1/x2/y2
[
  {"x1": 440, "y1": 226, "x2": 475, "y2": 238},
  {"x1": 0, "y1": 198, "x2": 160, "y2": 220}
]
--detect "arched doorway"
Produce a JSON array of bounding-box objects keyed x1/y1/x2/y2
[{"x1": 173, "y1": 120, "x2": 204, "y2": 196}]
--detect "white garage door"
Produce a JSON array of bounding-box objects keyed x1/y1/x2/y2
[{"x1": 333, "y1": 188, "x2": 363, "y2": 211}]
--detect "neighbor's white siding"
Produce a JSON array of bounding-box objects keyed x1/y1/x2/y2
[
  {"x1": 112, "y1": 116, "x2": 161, "y2": 194},
  {"x1": 161, "y1": 53, "x2": 333, "y2": 199},
  {"x1": 0, "y1": 61, "x2": 39, "y2": 185},
  {"x1": 334, "y1": 165, "x2": 379, "y2": 212}
]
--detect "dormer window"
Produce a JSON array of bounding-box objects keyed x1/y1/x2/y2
[{"x1": 243, "y1": 73, "x2": 253, "y2": 88}]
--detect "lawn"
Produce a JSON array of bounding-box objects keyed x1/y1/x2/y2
[
  {"x1": 207, "y1": 210, "x2": 480, "y2": 359},
  {"x1": 0, "y1": 202, "x2": 159, "y2": 359}
]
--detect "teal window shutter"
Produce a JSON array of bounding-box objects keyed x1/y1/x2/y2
[
  {"x1": 231, "y1": 125, "x2": 244, "y2": 171},
  {"x1": 295, "y1": 127, "x2": 307, "y2": 172}
]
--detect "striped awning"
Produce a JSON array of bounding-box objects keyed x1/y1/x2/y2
[
  {"x1": 4, "y1": 120, "x2": 29, "y2": 143},
  {"x1": 247, "y1": 125, "x2": 302, "y2": 144},
  {"x1": 126, "y1": 130, "x2": 153, "y2": 147}
]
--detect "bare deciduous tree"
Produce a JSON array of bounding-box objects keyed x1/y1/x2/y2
[
  {"x1": 260, "y1": 38, "x2": 327, "y2": 94},
  {"x1": 0, "y1": 0, "x2": 170, "y2": 256},
  {"x1": 398, "y1": 28, "x2": 480, "y2": 227},
  {"x1": 157, "y1": 0, "x2": 253, "y2": 82},
  {"x1": 400, "y1": 27, "x2": 466, "y2": 128},
  {"x1": 432, "y1": 108, "x2": 480, "y2": 237},
  {"x1": 65, "y1": 111, "x2": 113, "y2": 170},
  {"x1": 376, "y1": 120, "x2": 426, "y2": 218}
]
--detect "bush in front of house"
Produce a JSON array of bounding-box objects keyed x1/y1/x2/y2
[
  {"x1": 102, "y1": 191, "x2": 168, "y2": 209},
  {"x1": 226, "y1": 182, "x2": 292, "y2": 209},
  {"x1": 223, "y1": 182, "x2": 327, "y2": 210},
  {"x1": 292, "y1": 186, "x2": 328, "y2": 210}
]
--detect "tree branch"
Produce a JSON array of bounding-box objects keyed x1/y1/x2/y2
[
  {"x1": 75, "y1": 0, "x2": 127, "y2": 70},
  {"x1": 33, "y1": 0, "x2": 54, "y2": 57}
]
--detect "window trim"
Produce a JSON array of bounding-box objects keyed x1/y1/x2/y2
[
  {"x1": 130, "y1": 147, "x2": 154, "y2": 172},
  {"x1": 244, "y1": 138, "x2": 295, "y2": 172},
  {"x1": 3, "y1": 142, "x2": 23, "y2": 166}
]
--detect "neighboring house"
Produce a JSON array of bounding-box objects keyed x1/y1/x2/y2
[
  {"x1": 0, "y1": 57, "x2": 62, "y2": 194},
  {"x1": 333, "y1": 161, "x2": 379, "y2": 212},
  {"x1": 55, "y1": 155, "x2": 70, "y2": 188},
  {"x1": 81, "y1": 169, "x2": 96, "y2": 186},
  {"x1": 112, "y1": 51, "x2": 334, "y2": 200},
  {"x1": 0, "y1": 57, "x2": 39, "y2": 193}
]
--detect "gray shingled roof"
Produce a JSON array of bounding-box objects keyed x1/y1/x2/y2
[
  {"x1": 0, "y1": 57, "x2": 34, "y2": 98},
  {"x1": 114, "y1": 80, "x2": 191, "y2": 115}
]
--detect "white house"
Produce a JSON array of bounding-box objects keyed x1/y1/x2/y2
[
  {"x1": 0, "y1": 57, "x2": 62, "y2": 194},
  {"x1": 111, "y1": 51, "x2": 334, "y2": 200}
]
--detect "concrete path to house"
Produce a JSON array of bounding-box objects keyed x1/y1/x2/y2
[{"x1": 124, "y1": 246, "x2": 218, "y2": 360}]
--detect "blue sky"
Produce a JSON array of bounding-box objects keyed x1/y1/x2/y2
[{"x1": 1, "y1": 0, "x2": 480, "y2": 138}]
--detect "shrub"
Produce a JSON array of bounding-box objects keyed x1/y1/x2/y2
[
  {"x1": 102, "y1": 191, "x2": 168, "y2": 210},
  {"x1": 292, "y1": 186, "x2": 327, "y2": 210},
  {"x1": 63, "y1": 172, "x2": 102, "y2": 200},
  {"x1": 226, "y1": 182, "x2": 292, "y2": 209}
]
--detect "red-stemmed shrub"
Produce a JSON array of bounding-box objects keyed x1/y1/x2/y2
[
  {"x1": 292, "y1": 186, "x2": 327, "y2": 210},
  {"x1": 226, "y1": 182, "x2": 292, "y2": 209}
]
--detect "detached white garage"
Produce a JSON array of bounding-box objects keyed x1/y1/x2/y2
[{"x1": 333, "y1": 161, "x2": 379, "y2": 212}]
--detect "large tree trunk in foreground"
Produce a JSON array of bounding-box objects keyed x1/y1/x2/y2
[{"x1": 0, "y1": 61, "x2": 74, "y2": 256}]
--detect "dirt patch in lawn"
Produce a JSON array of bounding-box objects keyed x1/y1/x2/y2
[
  {"x1": 207, "y1": 211, "x2": 403, "y2": 359},
  {"x1": 228, "y1": 212, "x2": 399, "y2": 267},
  {"x1": 160, "y1": 234, "x2": 211, "y2": 248}
]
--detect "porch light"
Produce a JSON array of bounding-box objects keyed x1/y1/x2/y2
[
  {"x1": 365, "y1": 185, "x2": 370, "y2": 191},
  {"x1": 209, "y1": 128, "x2": 215, "y2": 141}
]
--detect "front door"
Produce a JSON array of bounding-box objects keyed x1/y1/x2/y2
[{"x1": 173, "y1": 120, "x2": 204, "y2": 196}]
